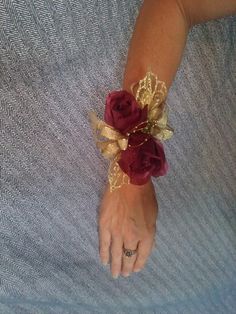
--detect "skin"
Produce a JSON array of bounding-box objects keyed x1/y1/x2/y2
[
  {"x1": 98, "y1": 0, "x2": 236, "y2": 279},
  {"x1": 99, "y1": 179, "x2": 158, "y2": 278}
]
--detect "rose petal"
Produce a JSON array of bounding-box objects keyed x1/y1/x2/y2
[
  {"x1": 104, "y1": 90, "x2": 148, "y2": 134},
  {"x1": 118, "y1": 136, "x2": 168, "y2": 184}
]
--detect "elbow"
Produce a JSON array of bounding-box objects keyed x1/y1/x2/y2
[{"x1": 175, "y1": 0, "x2": 193, "y2": 29}]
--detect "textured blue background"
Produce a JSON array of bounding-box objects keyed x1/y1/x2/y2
[{"x1": 0, "y1": 0, "x2": 236, "y2": 313}]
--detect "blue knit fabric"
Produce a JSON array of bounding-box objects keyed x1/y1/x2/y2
[{"x1": 0, "y1": 1, "x2": 235, "y2": 313}]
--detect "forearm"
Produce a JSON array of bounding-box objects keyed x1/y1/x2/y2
[
  {"x1": 122, "y1": 0, "x2": 236, "y2": 92},
  {"x1": 122, "y1": 0, "x2": 189, "y2": 92}
]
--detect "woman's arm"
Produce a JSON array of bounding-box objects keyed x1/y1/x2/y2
[
  {"x1": 122, "y1": 0, "x2": 190, "y2": 92},
  {"x1": 99, "y1": 0, "x2": 236, "y2": 279},
  {"x1": 122, "y1": 0, "x2": 236, "y2": 92}
]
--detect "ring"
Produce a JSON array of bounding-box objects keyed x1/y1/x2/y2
[{"x1": 123, "y1": 247, "x2": 137, "y2": 258}]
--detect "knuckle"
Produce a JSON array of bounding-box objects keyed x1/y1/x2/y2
[
  {"x1": 129, "y1": 223, "x2": 140, "y2": 235},
  {"x1": 140, "y1": 234, "x2": 150, "y2": 243},
  {"x1": 125, "y1": 235, "x2": 138, "y2": 245},
  {"x1": 111, "y1": 256, "x2": 122, "y2": 266},
  {"x1": 100, "y1": 240, "x2": 110, "y2": 248},
  {"x1": 100, "y1": 242, "x2": 110, "y2": 251},
  {"x1": 110, "y1": 249, "x2": 122, "y2": 259},
  {"x1": 100, "y1": 248, "x2": 108, "y2": 256},
  {"x1": 125, "y1": 229, "x2": 140, "y2": 242},
  {"x1": 99, "y1": 246, "x2": 109, "y2": 256},
  {"x1": 111, "y1": 260, "x2": 121, "y2": 267},
  {"x1": 112, "y1": 229, "x2": 121, "y2": 238},
  {"x1": 100, "y1": 253, "x2": 108, "y2": 261}
]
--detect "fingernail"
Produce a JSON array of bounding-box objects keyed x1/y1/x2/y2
[
  {"x1": 123, "y1": 272, "x2": 130, "y2": 277},
  {"x1": 101, "y1": 259, "x2": 108, "y2": 266},
  {"x1": 112, "y1": 273, "x2": 119, "y2": 279},
  {"x1": 134, "y1": 268, "x2": 141, "y2": 272}
]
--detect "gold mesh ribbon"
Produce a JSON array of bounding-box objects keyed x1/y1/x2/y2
[{"x1": 88, "y1": 68, "x2": 174, "y2": 192}]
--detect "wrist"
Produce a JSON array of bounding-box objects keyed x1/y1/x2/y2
[{"x1": 118, "y1": 178, "x2": 153, "y2": 193}]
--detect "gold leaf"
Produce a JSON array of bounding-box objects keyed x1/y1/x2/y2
[
  {"x1": 131, "y1": 70, "x2": 168, "y2": 121},
  {"x1": 152, "y1": 126, "x2": 174, "y2": 141},
  {"x1": 108, "y1": 154, "x2": 130, "y2": 192}
]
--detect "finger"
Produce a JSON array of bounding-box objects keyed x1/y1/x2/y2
[
  {"x1": 99, "y1": 227, "x2": 111, "y2": 266},
  {"x1": 110, "y1": 234, "x2": 123, "y2": 279},
  {"x1": 121, "y1": 241, "x2": 139, "y2": 277},
  {"x1": 133, "y1": 237, "x2": 154, "y2": 272}
]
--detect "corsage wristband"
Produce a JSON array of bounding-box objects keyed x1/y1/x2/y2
[{"x1": 89, "y1": 68, "x2": 174, "y2": 193}]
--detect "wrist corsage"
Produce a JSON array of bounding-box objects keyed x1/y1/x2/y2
[{"x1": 89, "y1": 68, "x2": 174, "y2": 193}]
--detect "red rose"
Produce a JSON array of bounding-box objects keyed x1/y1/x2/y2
[
  {"x1": 117, "y1": 132, "x2": 169, "y2": 185},
  {"x1": 104, "y1": 90, "x2": 148, "y2": 135}
]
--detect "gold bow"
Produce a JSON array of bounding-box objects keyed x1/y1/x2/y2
[
  {"x1": 88, "y1": 111, "x2": 129, "y2": 159},
  {"x1": 88, "y1": 69, "x2": 174, "y2": 192}
]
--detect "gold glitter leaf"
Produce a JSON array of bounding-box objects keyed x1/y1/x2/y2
[
  {"x1": 131, "y1": 70, "x2": 168, "y2": 121},
  {"x1": 108, "y1": 154, "x2": 130, "y2": 192}
]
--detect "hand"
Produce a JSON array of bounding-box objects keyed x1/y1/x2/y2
[{"x1": 98, "y1": 179, "x2": 158, "y2": 278}]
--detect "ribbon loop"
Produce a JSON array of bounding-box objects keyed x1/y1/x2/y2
[{"x1": 89, "y1": 111, "x2": 129, "y2": 160}]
